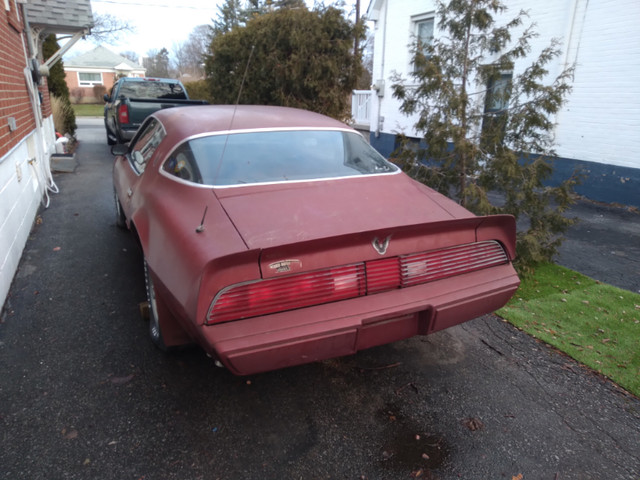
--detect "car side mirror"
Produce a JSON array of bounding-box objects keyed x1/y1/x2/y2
[
  {"x1": 111, "y1": 144, "x2": 128, "y2": 156},
  {"x1": 103, "y1": 93, "x2": 110, "y2": 102}
]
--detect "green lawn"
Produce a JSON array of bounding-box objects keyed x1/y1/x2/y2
[
  {"x1": 72, "y1": 104, "x2": 104, "y2": 117},
  {"x1": 498, "y1": 263, "x2": 640, "y2": 397}
]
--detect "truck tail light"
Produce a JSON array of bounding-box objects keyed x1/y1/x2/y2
[
  {"x1": 118, "y1": 104, "x2": 129, "y2": 124},
  {"x1": 207, "y1": 241, "x2": 508, "y2": 324}
]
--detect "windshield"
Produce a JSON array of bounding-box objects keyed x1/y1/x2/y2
[{"x1": 161, "y1": 130, "x2": 399, "y2": 186}]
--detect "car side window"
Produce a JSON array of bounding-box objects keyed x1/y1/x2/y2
[
  {"x1": 162, "y1": 143, "x2": 203, "y2": 184},
  {"x1": 129, "y1": 119, "x2": 165, "y2": 175}
]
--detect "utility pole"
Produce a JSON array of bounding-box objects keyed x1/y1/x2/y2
[{"x1": 354, "y1": 0, "x2": 360, "y2": 57}]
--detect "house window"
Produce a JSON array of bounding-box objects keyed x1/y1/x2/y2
[
  {"x1": 481, "y1": 73, "x2": 513, "y2": 151},
  {"x1": 78, "y1": 72, "x2": 103, "y2": 87},
  {"x1": 412, "y1": 14, "x2": 434, "y2": 72}
]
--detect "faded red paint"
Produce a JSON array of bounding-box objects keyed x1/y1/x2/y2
[{"x1": 113, "y1": 105, "x2": 520, "y2": 375}]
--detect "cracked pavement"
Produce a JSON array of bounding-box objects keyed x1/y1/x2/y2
[{"x1": 1, "y1": 118, "x2": 638, "y2": 479}]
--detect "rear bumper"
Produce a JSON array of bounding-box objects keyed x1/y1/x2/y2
[
  {"x1": 200, "y1": 264, "x2": 519, "y2": 375},
  {"x1": 118, "y1": 126, "x2": 139, "y2": 141}
]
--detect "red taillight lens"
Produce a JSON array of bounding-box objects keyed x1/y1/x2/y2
[
  {"x1": 118, "y1": 104, "x2": 129, "y2": 124},
  {"x1": 207, "y1": 264, "x2": 365, "y2": 324},
  {"x1": 366, "y1": 257, "x2": 401, "y2": 294},
  {"x1": 207, "y1": 241, "x2": 508, "y2": 324}
]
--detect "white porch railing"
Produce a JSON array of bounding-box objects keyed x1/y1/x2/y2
[{"x1": 351, "y1": 90, "x2": 372, "y2": 126}]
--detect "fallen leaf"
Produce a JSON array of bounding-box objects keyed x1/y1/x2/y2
[
  {"x1": 463, "y1": 417, "x2": 484, "y2": 431},
  {"x1": 53, "y1": 246, "x2": 61, "y2": 252},
  {"x1": 64, "y1": 429, "x2": 78, "y2": 440},
  {"x1": 512, "y1": 475, "x2": 523, "y2": 480},
  {"x1": 110, "y1": 374, "x2": 134, "y2": 385}
]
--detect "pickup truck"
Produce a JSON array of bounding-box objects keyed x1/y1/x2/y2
[{"x1": 104, "y1": 77, "x2": 207, "y2": 145}]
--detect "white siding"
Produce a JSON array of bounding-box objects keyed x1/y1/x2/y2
[
  {"x1": 0, "y1": 116, "x2": 55, "y2": 309},
  {"x1": 369, "y1": 0, "x2": 640, "y2": 170},
  {"x1": 370, "y1": 0, "x2": 438, "y2": 137},
  {"x1": 554, "y1": 0, "x2": 640, "y2": 168}
]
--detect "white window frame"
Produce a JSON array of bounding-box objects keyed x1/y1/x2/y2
[
  {"x1": 410, "y1": 13, "x2": 435, "y2": 72},
  {"x1": 77, "y1": 71, "x2": 103, "y2": 87}
]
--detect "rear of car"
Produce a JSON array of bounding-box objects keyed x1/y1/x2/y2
[
  {"x1": 152, "y1": 119, "x2": 520, "y2": 375},
  {"x1": 199, "y1": 216, "x2": 518, "y2": 375}
]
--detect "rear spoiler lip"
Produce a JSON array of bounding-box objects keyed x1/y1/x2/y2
[{"x1": 257, "y1": 214, "x2": 517, "y2": 279}]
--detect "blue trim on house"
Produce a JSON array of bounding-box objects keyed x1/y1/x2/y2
[
  {"x1": 549, "y1": 157, "x2": 639, "y2": 208},
  {"x1": 369, "y1": 131, "x2": 640, "y2": 208}
]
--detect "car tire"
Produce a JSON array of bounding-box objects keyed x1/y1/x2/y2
[
  {"x1": 143, "y1": 259, "x2": 171, "y2": 352},
  {"x1": 107, "y1": 130, "x2": 116, "y2": 146},
  {"x1": 114, "y1": 190, "x2": 126, "y2": 229}
]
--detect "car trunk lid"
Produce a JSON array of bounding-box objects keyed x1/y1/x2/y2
[{"x1": 213, "y1": 174, "x2": 511, "y2": 279}]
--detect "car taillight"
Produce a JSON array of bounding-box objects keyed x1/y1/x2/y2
[
  {"x1": 207, "y1": 264, "x2": 366, "y2": 324},
  {"x1": 207, "y1": 241, "x2": 509, "y2": 324},
  {"x1": 118, "y1": 104, "x2": 129, "y2": 124},
  {"x1": 401, "y1": 241, "x2": 508, "y2": 286},
  {"x1": 365, "y1": 257, "x2": 401, "y2": 294}
]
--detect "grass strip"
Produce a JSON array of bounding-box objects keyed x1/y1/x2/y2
[
  {"x1": 498, "y1": 263, "x2": 640, "y2": 397},
  {"x1": 72, "y1": 104, "x2": 104, "y2": 117}
]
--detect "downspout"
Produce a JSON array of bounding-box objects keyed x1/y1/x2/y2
[
  {"x1": 562, "y1": 0, "x2": 580, "y2": 72},
  {"x1": 555, "y1": 0, "x2": 588, "y2": 141}
]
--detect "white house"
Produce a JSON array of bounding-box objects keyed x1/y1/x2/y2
[
  {"x1": 362, "y1": 0, "x2": 640, "y2": 208},
  {"x1": 0, "y1": 0, "x2": 92, "y2": 312}
]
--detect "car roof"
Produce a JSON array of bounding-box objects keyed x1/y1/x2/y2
[{"x1": 152, "y1": 105, "x2": 353, "y2": 140}]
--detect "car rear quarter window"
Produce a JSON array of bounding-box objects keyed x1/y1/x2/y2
[
  {"x1": 130, "y1": 119, "x2": 165, "y2": 174},
  {"x1": 162, "y1": 130, "x2": 399, "y2": 186}
]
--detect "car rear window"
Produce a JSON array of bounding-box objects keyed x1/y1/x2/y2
[
  {"x1": 162, "y1": 130, "x2": 399, "y2": 186},
  {"x1": 118, "y1": 81, "x2": 187, "y2": 100}
]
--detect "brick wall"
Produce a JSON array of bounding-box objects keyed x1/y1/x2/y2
[{"x1": 1, "y1": 2, "x2": 37, "y2": 158}]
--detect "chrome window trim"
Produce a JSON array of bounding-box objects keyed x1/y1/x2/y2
[{"x1": 157, "y1": 127, "x2": 401, "y2": 188}]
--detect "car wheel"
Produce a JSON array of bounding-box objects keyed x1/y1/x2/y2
[
  {"x1": 106, "y1": 130, "x2": 116, "y2": 146},
  {"x1": 114, "y1": 190, "x2": 126, "y2": 229},
  {"x1": 143, "y1": 259, "x2": 170, "y2": 351}
]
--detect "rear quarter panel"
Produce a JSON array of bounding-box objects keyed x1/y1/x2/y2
[{"x1": 132, "y1": 169, "x2": 255, "y2": 328}]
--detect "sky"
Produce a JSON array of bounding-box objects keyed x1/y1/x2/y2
[
  {"x1": 64, "y1": 0, "x2": 225, "y2": 60},
  {"x1": 64, "y1": 0, "x2": 363, "y2": 61}
]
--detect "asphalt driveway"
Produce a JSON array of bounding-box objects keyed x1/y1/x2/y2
[{"x1": 1, "y1": 118, "x2": 639, "y2": 480}]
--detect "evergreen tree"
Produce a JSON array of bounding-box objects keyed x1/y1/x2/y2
[
  {"x1": 205, "y1": 5, "x2": 363, "y2": 120},
  {"x1": 213, "y1": 0, "x2": 244, "y2": 35},
  {"x1": 42, "y1": 34, "x2": 76, "y2": 135},
  {"x1": 391, "y1": 0, "x2": 578, "y2": 273}
]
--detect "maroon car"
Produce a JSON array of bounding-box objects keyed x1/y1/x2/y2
[{"x1": 112, "y1": 105, "x2": 520, "y2": 375}]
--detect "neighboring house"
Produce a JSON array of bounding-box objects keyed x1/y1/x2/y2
[
  {"x1": 64, "y1": 45, "x2": 146, "y2": 103},
  {"x1": 0, "y1": 0, "x2": 92, "y2": 311},
  {"x1": 361, "y1": 0, "x2": 640, "y2": 208}
]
